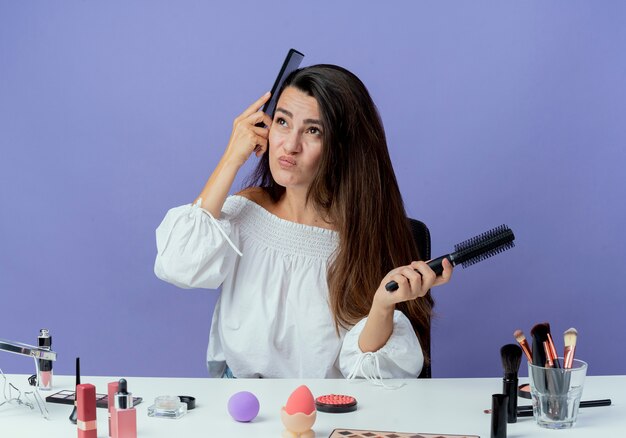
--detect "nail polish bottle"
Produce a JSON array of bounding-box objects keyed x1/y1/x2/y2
[{"x1": 112, "y1": 379, "x2": 136, "y2": 438}]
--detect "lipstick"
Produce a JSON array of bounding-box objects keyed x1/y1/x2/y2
[{"x1": 76, "y1": 383, "x2": 97, "y2": 438}]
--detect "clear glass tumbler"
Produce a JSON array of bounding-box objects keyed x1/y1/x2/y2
[{"x1": 528, "y1": 358, "x2": 587, "y2": 429}]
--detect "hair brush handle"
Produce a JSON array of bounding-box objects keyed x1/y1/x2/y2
[{"x1": 384, "y1": 255, "x2": 453, "y2": 292}]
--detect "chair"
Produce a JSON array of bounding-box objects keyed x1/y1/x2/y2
[{"x1": 408, "y1": 218, "x2": 432, "y2": 379}]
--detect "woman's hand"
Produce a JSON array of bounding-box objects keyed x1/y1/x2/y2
[
  {"x1": 224, "y1": 92, "x2": 274, "y2": 167},
  {"x1": 372, "y1": 259, "x2": 454, "y2": 311}
]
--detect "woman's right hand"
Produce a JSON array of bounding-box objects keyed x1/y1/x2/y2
[{"x1": 224, "y1": 92, "x2": 273, "y2": 167}]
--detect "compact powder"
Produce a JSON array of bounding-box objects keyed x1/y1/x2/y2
[{"x1": 315, "y1": 394, "x2": 357, "y2": 413}]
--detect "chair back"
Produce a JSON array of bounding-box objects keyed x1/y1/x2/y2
[{"x1": 408, "y1": 218, "x2": 432, "y2": 379}]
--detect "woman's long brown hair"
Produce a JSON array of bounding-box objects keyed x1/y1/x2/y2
[{"x1": 244, "y1": 64, "x2": 434, "y2": 363}]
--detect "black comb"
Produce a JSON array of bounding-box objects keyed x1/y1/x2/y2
[{"x1": 385, "y1": 224, "x2": 515, "y2": 292}]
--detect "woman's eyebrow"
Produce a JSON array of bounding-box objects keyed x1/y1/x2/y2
[{"x1": 275, "y1": 108, "x2": 322, "y2": 125}]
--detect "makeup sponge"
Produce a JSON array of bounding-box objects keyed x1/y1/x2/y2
[
  {"x1": 284, "y1": 385, "x2": 315, "y2": 415},
  {"x1": 227, "y1": 391, "x2": 260, "y2": 422}
]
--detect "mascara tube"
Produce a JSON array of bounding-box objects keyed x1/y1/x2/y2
[{"x1": 37, "y1": 329, "x2": 53, "y2": 390}]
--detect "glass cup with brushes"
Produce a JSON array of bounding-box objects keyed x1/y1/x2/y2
[{"x1": 527, "y1": 325, "x2": 585, "y2": 429}]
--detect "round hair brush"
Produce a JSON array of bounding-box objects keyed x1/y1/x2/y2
[{"x1": 385, "y1": 224, "x2": 515, "y2": 291}]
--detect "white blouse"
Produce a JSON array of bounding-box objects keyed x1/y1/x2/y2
[{"x1": 154, "y1": 195, "x2": 423, "y2": 379}]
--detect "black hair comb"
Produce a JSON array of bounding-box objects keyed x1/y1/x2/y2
[{"x1": 385, "y1": 224, "x2": 515, "y2": 292}]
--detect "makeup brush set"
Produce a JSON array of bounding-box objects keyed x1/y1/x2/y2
[{"x1": 488, "y1": 323, "x2": 611, "y2": 433}]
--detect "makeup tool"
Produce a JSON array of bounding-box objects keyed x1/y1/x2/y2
[
  {"x1": 491, "y1": 393, "x2": 508, "y2": 438},
  {"x1": 148, "y1": 395, "x2": 188, "y2": 419},
  {"x1": 513, "y1": 329, "x2": 532, "y2": 362},
  {"x1": 227, "y1": 391, "x2": 259, "y2": 422},
  {"x1": 112, "y1": 379, "x2": 137, "y2": 438},
  {"x1": 37, "y1": 329, "x2": 53, "y2": 390},
  {"x1": 329, "y1": 430, "x2": 479, "y2": 438},
  {"x1": 500, "y1": 344, "x2": 522, "y2": 423},
  {"x1": 530, "y1": 323, "x2": 549, "y2": 367},
  {"x1": 69, "y1": 357, "x2": 80, "y2": 424},
  {"x1": 281, "y1": 385, "x2": 316, "y2": 438},
  {"x1": 564, "y1": 327, "x2": 578, "y2": 369},
  {"x1": 76, "y1": 383, "x2": 97, "y2": 438},
  {"x1": 315, "y1": 394, "x2": 357, "y2": 413},
  {"x1": 385, "y1": 224, "x2": 515, "y2": 291},
  {"x1": 546, "y1": 330, "x2": 561, "y2": 368},
  {"x1": 484, "y1": 398, "x2": 612, "y2": 416}
]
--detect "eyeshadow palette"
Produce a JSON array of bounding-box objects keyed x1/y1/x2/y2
[
  {"x1": 328, "y1": 429, "x2": 479, "y2": 438},
  {"x1": 45, "y1": 389, "x2": 142, "y2": 409}
]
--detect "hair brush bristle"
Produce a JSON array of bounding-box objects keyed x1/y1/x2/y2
[
  {"x1": 500, "y1": 344, "x2": 523, "y2": 376},
  {"x1": 454, "y1": 224, "x2": 515, "y2": 268}
]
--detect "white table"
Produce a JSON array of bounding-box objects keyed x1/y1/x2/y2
[{"x1": 0, "y1": 374, "x2": 624, "y2": 437}]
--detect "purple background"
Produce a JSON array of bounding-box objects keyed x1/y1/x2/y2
[{"x1": 1, "y1": 1, "x2": 625, "y2": 379}]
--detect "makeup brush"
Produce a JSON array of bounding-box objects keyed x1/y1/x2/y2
[
  {"x1": 69, "y1": 357, "x2": 80, "y2": 424},
  {"x1": 385, "y1": 224, "x2": 515, "y2": 291},
  {"x1": 513, "y1": 330, "x2": 532, "y2": 362},
  {"x1": 500, "y1": 344, "x2": 522, "y2": 423},
  {"x1": 564, "y1": 328, "x2": 578, "y2": 369},
  {"x1": 530, "y1": 323, "x2": 550, "y2": 367}
]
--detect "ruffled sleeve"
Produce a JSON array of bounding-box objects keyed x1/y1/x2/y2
[
  {"x1": 154, "y1": 199, "x2": 242, "y2": 289},
  {"x1": 338, "y1": 310, "x2": 424, "y2": 380}
]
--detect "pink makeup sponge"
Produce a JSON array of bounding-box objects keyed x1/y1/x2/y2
[
  {"x1": 284, "y1": 385, "x2": 315, "y2": 415},
  {"x1": 227, "y1": 391, "x2": 260, "y2": 422}
]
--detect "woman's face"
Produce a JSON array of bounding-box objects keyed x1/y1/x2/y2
[{"x1": 268, "y1": 86, "x2": 324, "y2": 191}]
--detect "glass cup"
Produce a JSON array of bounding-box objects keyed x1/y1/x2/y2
[{"x1": 528, "y1": 358, "x2": 587, "y2": 429}]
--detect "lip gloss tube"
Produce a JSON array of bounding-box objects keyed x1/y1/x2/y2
[
  {"x1": 77, "y1": 383, "x2": 97, "y2": 438},
  {"x1": 37, "y1": 329, "x2": 53, "y2": 390}
]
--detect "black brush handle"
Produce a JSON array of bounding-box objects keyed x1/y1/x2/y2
[{"x1": 384, "y1": 255, "x2": 453, "y2": 292}]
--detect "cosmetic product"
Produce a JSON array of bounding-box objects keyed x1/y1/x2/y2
[
  {"x1": 76, "y1": 383, "x2": 97, "y2": 438},
  {"x1": 37, "y1": 329, "x2": 53, "y2": 390},
  {"x1": 315, "y1": 394, "x2": 357, "y2": 413},
  {"x1": 148, "y1": 395, "x2": 188, "y2": 419},
  {"x1": 45, "y1": 389, "x2": 142, "y2": 408},
  {"x1": 70, "y1": 357, "x2": 80, "y2": 424},
  {"x1": 112, "y1": 379, "x2": 136, "y2": 438},
  {"x1": 385, "y1": 224, "x2": 515, "y2": 291},
  {"x1": 500, "y1": 344, "x2": 522, "y2": 423},
  {"x1": 484, "y1": 398, "x2": 612, "y2": 415},
  {"x1": 329, "y1": 430, "x2": 479, "y2": 438},
  {"x1": 517, "y1": 383, "x2": 531, "y2": 399},
  {"x1": 108, "y1": 381, "x2": 119, "y2": 437},
  {"x1": 490, "y1": 394, "x2": 508, "y2": 438},
  {"x1": 513, "y1": 329, "x2": 532, "y2": 362},
  {"x1": 564, "y1": 328, "x2": 578, "y2": 369},
  {"x1": 227, "y1": 391, "x2": 259, "y2": 422},
  {"x1": 178, "y1": 395, "x2": 196, "y2": 410}
]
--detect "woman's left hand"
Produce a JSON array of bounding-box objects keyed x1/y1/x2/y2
[{"x1": 372, "y1": 259, "x2": 454, "y2": 310}]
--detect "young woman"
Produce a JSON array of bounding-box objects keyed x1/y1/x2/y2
[{"x1": 155, "y1": 64, "x2": 453, "y2": 379}]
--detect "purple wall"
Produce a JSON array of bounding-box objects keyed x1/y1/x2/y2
[{"x1": 1, "y1": 1, "x2": 625, "y2": 379}]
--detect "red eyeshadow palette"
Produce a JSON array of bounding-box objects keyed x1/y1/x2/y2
[
  {"x1": 45, "y1": 389, "x2": 142, "y2": 408},
  {"x1": 315, "y1": 394, "x2": 357, "y2": 413},
  {"x1": 328, "y1": 430, "x2": 480, "y2": 438}
]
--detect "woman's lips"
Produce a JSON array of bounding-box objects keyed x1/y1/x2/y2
[{"x1": 278, "y1": 156, "x2": 296, "y2": 168}]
